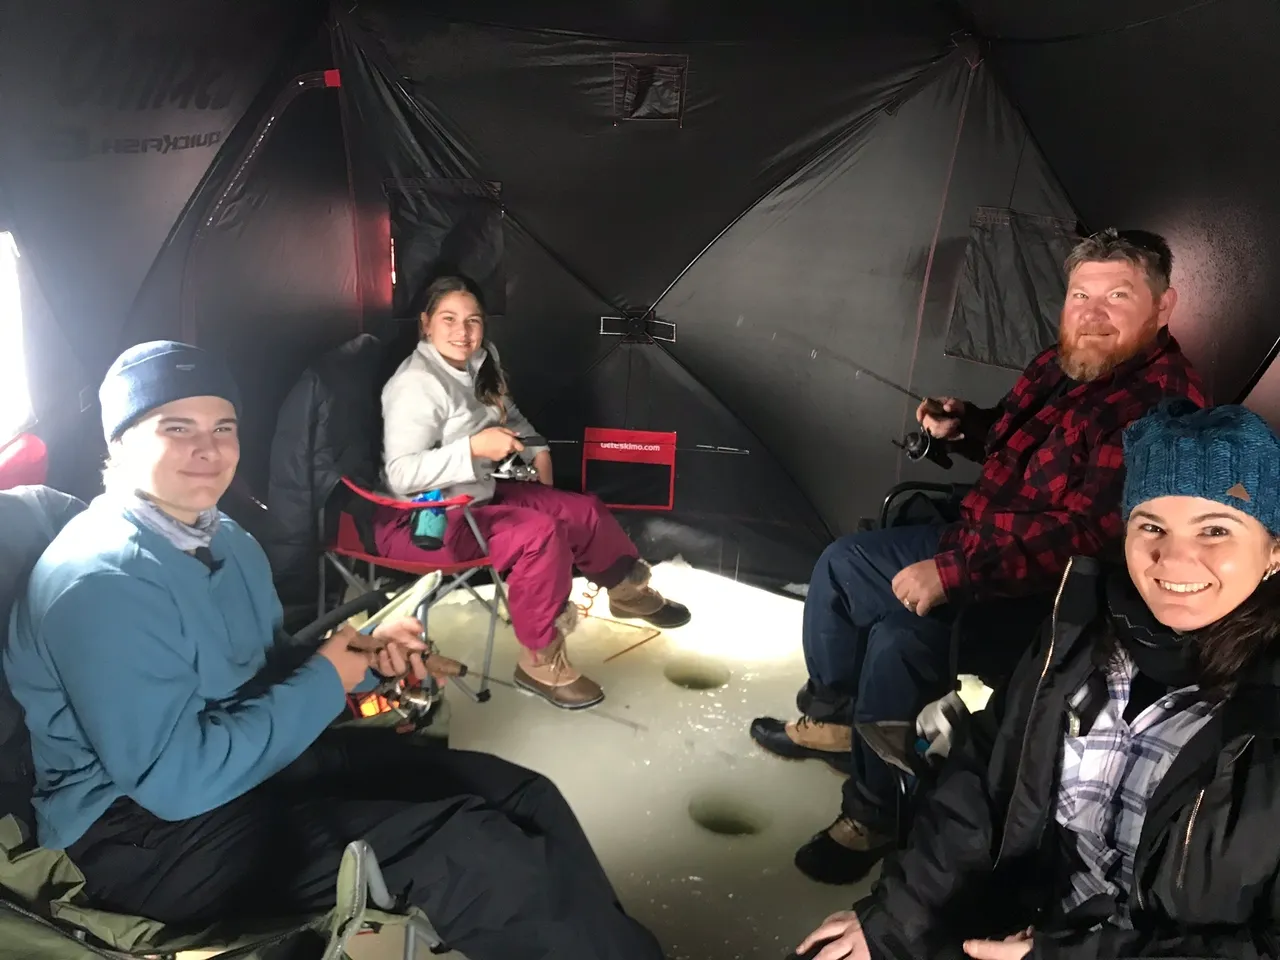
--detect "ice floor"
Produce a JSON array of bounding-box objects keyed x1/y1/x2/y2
[{"x1": 348, "y1": 562, "x2": 988, "y2": 960}]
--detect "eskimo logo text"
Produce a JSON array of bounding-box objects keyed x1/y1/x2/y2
[
  {"x1": 100, "y1": 132, "x2": 222, "y2": 154},
  {"x1": 598, "y1": 442, "x2": 662, "y2": 452}
]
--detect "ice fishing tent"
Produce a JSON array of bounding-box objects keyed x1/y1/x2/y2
[{"x1": 3, "y1": 0, "x2": 1278, "y2": 593}]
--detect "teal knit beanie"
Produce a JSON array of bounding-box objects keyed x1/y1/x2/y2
[{"x1": 1122, "y1": 401, "x2": 1280, "y2": 535}]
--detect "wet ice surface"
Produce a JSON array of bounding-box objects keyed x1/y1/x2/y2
[{"x1": 353, "y1": 561, "x2": 971, "y2": 960}]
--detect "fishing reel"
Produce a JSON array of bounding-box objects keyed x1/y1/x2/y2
[
  {"x1": 348, "y1": 632, "x2": 469, "y2": 730},
  {"x1": 384, "y1": 674, "x2": 443, "y2": 722},
  {"x1": 491, "y1": 433, "x2": 548, "y2": 483},
  {"x1": 492, "y1": 453, "x2": 540, "y2": 482},
  {"x1": 895, "y1": 429, "x2": 954, "y2": 469}
]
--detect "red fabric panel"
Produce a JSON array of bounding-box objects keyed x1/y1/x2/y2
[{"x1": 0, "y1": 433, "x2": 47, "y2": 491}]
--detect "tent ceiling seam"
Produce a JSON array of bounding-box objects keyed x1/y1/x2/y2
[
  {"x1": 895, "y1": 56, "x2": 978, "y2": 486},
  {"x1": 335, "y1": 10, "x2": 622, "y2": 314},
  {"x1": 646, "y1": 44, "x2": 964, "y2": 318},
  {"x1": 983, "y1": 0, "x2": 1225, "y2": 44}
]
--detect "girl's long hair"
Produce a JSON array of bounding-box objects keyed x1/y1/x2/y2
[{"x1": 420, "y1": 276, "x2": 508, "y2": 414}]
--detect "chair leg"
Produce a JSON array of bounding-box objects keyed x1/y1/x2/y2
[
  {"x1": 477, "y1": 572, "x2": 505, "y2": 700},
  {"x1": 321, "y1": 839, "x2": 446, "y2": 960},
  {"x1": 326, "y1": 553, "x2": 374, "y2": 598},
  {"x1": 403, "y1": 914, "x2": 447, "y2": 959},
  {"x1": 431, "y1": 569, "x2": 494, "y2": 704}
]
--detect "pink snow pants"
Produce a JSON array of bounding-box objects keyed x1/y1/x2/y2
[{"x1": 373, "y1": 482, "x2": 640, "y2": 651}]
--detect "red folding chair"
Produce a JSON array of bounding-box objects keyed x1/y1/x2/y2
[
  {"x1": 318, "y1": 478, "x2": 506, "y2": 703},
  {"x1": 0, "y1": 433, "x2": 48, "y2": 491}
]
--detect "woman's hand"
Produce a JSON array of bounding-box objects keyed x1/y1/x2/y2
[
  {"x1": 963, "y1": 928, "x2": 1033, "y2": 959},
  {"x1": 533, "y1": 450, "x2": 553, "y2": 485},
  {"x1": 796, "y1": 911, "x2": 871, "y2": 960},
  {"x1": 470, "y1": 426, "x2": 523, "y2": 461}
]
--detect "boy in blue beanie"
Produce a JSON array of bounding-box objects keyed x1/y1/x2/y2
[
  {"x1": 795, "y1": 404, "x2": 1280, "y2": 960},
  {"x1": 4, "y1": 341, "x2": 664, "y2": 960}
]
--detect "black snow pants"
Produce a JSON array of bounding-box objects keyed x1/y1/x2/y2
[{"x1": 66, "y1": 729, "x2": 664, "y2": 960}]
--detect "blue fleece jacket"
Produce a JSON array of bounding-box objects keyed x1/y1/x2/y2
[{"x1": 3, "y1": 498, "x2": 348, "y2": 850}]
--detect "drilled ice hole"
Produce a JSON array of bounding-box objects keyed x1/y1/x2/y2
[
  {"x1": 663, "y1": 654, "x2": 730, "y2": 691},
  {"x1": 688, "y1": 791, "x2": 770, "y2": 837}
]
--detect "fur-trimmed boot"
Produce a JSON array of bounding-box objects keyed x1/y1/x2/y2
[
  {"x1": 607, "y1": 559, "x2": 692, "y2": 629},
  {"x1": 513, "y1": 603, "x2": 605, "y2": 710}
]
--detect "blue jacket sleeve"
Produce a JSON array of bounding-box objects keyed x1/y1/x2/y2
[{"x1": 40, "y1": 573, "x2": 347, "y2": 821}]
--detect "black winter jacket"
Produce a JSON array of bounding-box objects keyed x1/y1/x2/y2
[
  {"x1": 856, "y1": 556, "x2": 1280, "y2": 960},
  {"x1": 0, "y1": 486, "x2": 86, "y2": 827},
  {"x1": 262, "y1": 333, "x2": 404, "y2": 616}
]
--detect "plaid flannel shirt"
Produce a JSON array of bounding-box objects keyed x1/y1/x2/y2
[
  {"x1": 1054, "y1": 646, "x2": 1217, "y2": 923},
  {"x1": 935, "y1": 329, "x2": 1206, "y2": 603}
]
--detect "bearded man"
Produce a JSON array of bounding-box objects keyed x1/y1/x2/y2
[{"x1": 750, "y1": 229, "x2": 1208, "y2": 886}]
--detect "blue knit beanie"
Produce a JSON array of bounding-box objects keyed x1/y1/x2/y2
[
  {"x1": 1122, "y1": 401, "x2": 1280, "y2": 535},
  {"x1": 99, "y1": 341, "x2": 241, "y2": 442}
]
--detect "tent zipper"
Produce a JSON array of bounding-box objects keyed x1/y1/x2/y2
[{"x1": 994, "y1": 556, "x2": 1073, "y2": 867}]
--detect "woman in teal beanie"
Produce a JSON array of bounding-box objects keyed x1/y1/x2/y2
[{"x1": 795, "y1": 402, "x2": 1280, "y2": 960}]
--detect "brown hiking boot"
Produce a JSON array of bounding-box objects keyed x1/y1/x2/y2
[
  {"x1": 749, "y1": 716, "x2": 853, "y2": 773},
  {"x1": 826, "y1": 816, "x2": 892, "y2": 851},
  {"x1": 513, "y1": 605, "x2": 604, "y2": 710},
  {"x1": 607, "y1": 559, "x2": 692, "y2": 629},
  {"x1": 795, "y1": 816, "x2": 894, "y2": 885}
]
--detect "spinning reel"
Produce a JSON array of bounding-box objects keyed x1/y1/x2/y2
[
  {"x1": 492, "y1": 454, "x2": 540, "y2": 482},
  {"x1": 346, "y1": 630, "x2": 470, "y2": 728},
  {"x1": 895, "y1": 429, "x2": 954, "y2": 469},
  {"x1": 491, "y1": 433, "x2": 547, "y2": 482}
]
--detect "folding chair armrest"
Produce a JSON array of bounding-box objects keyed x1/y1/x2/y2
[
  {"x1": 339, "y1": 476, "x2": 474, "y2": 511},
  {"x1": 292, "y1": 590, "x2": 386, "y2": 646},
  {"x1": 878, "y1": 481, "x2": 972, "y2": 530}
]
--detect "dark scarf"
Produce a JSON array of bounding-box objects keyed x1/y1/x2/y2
[{"x1": 1105, "y1": 568, "x2": 1200, "y2": 688}]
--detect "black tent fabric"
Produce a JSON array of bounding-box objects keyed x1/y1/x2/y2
[
  {"x1": 333, "y1": 2, "x2": 959, "y2": 312},
  {"x1": 326, "y1": 7, "x2": 1076, "y2": 583},
  {"x1": 8, "y1": 0, "x2": 1279, "y2": 593},
  {"x1": 654, "y1": 51, "x2": 1073, "y2": 536},
  {"x1": 944, "y1": 207, "x2": 1081, "y2": 371},
  {"x1": 0, "y1": 0, "x2": 335, "y2": 496},
  {"x1": 962, "y1": 0, "x2": 1280, "y2": 404},
  {"x1": 0, "y1": 0, "x2": 323, "y2": 387}
]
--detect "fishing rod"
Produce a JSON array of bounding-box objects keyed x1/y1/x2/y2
[
  {"x1": 770, "y1": 330, "x2": 954, "y2": 467},
  {"x1": 771, "y1": 329, "x2": 931, "y2": 405}
]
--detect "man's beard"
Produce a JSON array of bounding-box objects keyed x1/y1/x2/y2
[{"x1": 1057, "y1": 314, "x2": 1160, "y2": 381}]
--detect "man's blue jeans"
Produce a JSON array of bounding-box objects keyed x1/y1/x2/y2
[{"x1": 797, "y1": 524, "x2": 957, "y2": 835}]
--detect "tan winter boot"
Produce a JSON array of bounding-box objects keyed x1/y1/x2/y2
[
  {"x1": 607, "y1": 559, "x2": 692, "y2": 629},
  {"x1": 795, "y1": 816, "x2": 895, "y2": 885},
  {"x1": 749, "y1": 716, "x2": 853, "y2": 774},
  {"x1": 513, "y1": 604, "x2": 605, "y2": 710}
]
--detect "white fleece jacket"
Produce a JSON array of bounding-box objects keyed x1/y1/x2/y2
[{"x1": 381, "y1": 341, "x2": 549, "y2": 502}]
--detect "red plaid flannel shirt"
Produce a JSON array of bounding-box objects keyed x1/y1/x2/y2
[{"x1": 935, "y1": 328, "x2": 1207, "y2": 603}]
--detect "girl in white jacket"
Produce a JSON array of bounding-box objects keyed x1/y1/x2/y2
[{"x1": 376, "y1": 276, "x2": 690, "y2": 709}]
